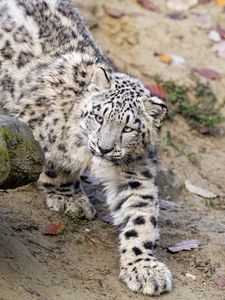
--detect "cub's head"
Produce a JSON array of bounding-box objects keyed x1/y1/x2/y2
[{"x1": 79, "y1": 67, "x2": 167, "y2": 163}]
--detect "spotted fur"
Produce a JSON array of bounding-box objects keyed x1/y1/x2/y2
[{"x1": 0, "y1": 0, "x2": 172, "y2": 295}]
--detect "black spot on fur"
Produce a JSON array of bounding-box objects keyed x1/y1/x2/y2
[
  {"x1": 113, "y1": 195, "x2": 131, "y2": 211},
  {"x1": 141, "y1": 195, "x2": 154, "y2": 200},
  {"x1": 53, "y1": 118, "x2": 59, "y2": 125},
  {"x1": 121, "y1": 249, "x2": 126, "y2": 254},
  {"x1": 125, "y1": 229, "x2": 138, "y2": 239},
  {"x1": 28, "y1": 118, "x2": 39, "y2": 129},
  {"x1": 143, "y1": 241, "x2": 157, "y2": 250},
  {"x1": 117, "y1": 183, "x2": 129, "y2": 193},
  {"x1": 148, "y1": 147, "x2": 157, "y2": 159},
  {"x1": 80, "y1": 175, "x2": 90, "y2": 183},
  {"x1": 45, "y1": 170, "x2": 57, "y2": 178},
  {"x1": 42, "y1": 183, "x2": 55, "y2": 188},
  {"x1": 150, "y1": 216, "x2": 157, "y2": 227},
  {"x1": 131, "y1": 202, "x2": 148, "y2": 208},
  {"x1": 49, "y1": 134, "x2": 57, "y2": 144},
  {"x1": 143, "y1": 241, "x2": 153, "y2": 250},
  {"x1": 133, "y1": 247, "x2": 143, "y2": 256},
  {"x1": 47, "y1": 190, "x2": 56, "y2": 195},
  {"x1": 133, "y1": 216, "x2": 145, "y2": 225},
  {"x1": 154, "y1": 284, "x2": 159, "y2": 292},
  {"x1": 58, "y1": 143, "x2": 67, "y2": 152},
  {"x1": 141, "y1": 170, "x2": 152, "y2": 179},
  {"x1": 17, "y1": 51, "x2": 34, "y2": 69},
  {"x1": 74, "y1": 180, "x2": 80, "y2": 189},
  {"x1": 42, "y1": 1, "x2": 49, "y2": 10},
  {"x1": 1, "y1": 74, "x2": 14, "y2": 97},
  {"x1": 60, "y1": 182, "x2": 73, "y2": 188},
  {"x1": 119, "y1": 216, "x2": 130, "y2": 229},
  {"x1": 125, "y1": 171, "x2": 136, "y2": 175},
  {"x1": 128, "y1": 181, "x2": 141, "y2": 189},
  {"x1": 1, "y1": 40, "x2": 15, "y2": 59}
]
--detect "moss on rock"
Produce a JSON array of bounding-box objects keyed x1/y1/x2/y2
[{"x1": 0, "y1": 114, "x2": 44, "y2": 189}]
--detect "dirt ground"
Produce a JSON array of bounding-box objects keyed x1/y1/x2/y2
[{"x1": 1, "y1": 1, "x2": 225, "y2": 299}]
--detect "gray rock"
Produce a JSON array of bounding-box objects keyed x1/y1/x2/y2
[
  {"x1": 199, "y1": 218, "x2": 225, "y2": 233},
  {"x1": 0, "y1": 114, "x2": 44, "y2": 189},
  {"x1": 156, "y1": 167, "x2": 183, "y2": 200}
]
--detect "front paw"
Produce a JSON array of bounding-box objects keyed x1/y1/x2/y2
[
  {"x1": 46, "y1": 194, "x2": 96, "y2": 220},
  {"x1": 120, "y1": 256, "x2": 172, "y2": 296},
  {"x1": 66, "y1": 195, "x2": 96, "y2": 220}
]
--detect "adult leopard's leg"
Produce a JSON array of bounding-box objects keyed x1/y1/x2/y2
[
  {"x1": 38, "y1": 163, "x2": 96, "y2": 220},
  {"x1": 104, "y1": 162, "x2": 172, "y2": 296}
]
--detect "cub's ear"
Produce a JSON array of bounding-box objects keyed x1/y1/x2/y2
[
  {"x1": 88, "y1": 67, "x2": 111, "y2": 92},
  {"x1": 142, "y1": 96, "x2": 168, "y2": 128}
]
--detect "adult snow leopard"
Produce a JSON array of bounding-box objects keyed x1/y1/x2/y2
[{"x1": 0, "y1": 0, "x2": 172, "y2": 295}]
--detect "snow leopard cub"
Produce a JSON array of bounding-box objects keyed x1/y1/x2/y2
[{"x1": 0, "y1": 0, "x2": 172, "y2": 295}]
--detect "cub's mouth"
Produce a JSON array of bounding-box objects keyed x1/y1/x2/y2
[
  {"x1": 91, "y1": 150, "x2": 120, "y2": 161},
  {"x1": 90, "y1": 150, "x2": 140, "y2": 167},
  {"x1": 88, "y1": 143, "x2": 119, "y2": 160}
]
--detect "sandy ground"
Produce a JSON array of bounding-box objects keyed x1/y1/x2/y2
[{"x1": 1, "y1": 1, "x2": 225, "y2": 299}]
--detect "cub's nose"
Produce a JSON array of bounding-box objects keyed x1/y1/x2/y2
[{"x1": 98, "y1": 145, "x2": 114, "y2": 155}]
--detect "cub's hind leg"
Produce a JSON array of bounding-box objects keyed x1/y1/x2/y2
[{"x1": 38, "y1": 163, "x2": 96, "y2": 220}]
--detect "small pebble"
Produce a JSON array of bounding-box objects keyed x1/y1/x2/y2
[
  {"x1": 208, "y1": 30, "x2": 222, "y2": 42},
  {"x1": 171, "y1": 54, "x2": 187, "y2": 65}
]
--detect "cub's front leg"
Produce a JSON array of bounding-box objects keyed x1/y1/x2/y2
[
  {"x1": 106, "y1": 163, "x2": 172, "y2": 296},
  {"x1": 38, "y1": 163, "x2": 96, "y2": 220}
]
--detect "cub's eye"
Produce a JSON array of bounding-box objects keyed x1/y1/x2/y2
[
  {"x1": 95, "y1": 115, "x2": 103, "y2": 124},
  {"x1": 123, "y1": 126, "x2": 134, "y2": 133}
]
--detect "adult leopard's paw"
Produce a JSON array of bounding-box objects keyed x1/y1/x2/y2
[
  {"x1": 120, "y1": 258, "x2": 172, "y2": 296},
  {"x1": 46, "y1": 194, "x2": 96, "y2": 220}
]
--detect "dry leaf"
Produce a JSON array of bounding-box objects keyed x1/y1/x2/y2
[
  {"x1": 216, "y1": 0, "x2": 225, "y2": 8},
  {"x1": 146, "y1": 84, "x2": 167, "y2": 100},
  {"x1": 42, "y1": 224, "x2": 65, "y2": 235},
  {"x1": 192, "y1": 68, "x2": 220, "y2": 80},
  {"x1": 137, "y1": 0, "x2": 158, "y2": 11},
  {"x1": 168, "y1": 240, "x2": 200, "y2": 253},
  {"x1": 103, "y1": 5, "x2": 125, "y2": 18},
  {"x1": 185, "y1": 180, "x2": 217, "y2": 198},
  {"x1": 159, "y1": 54, "x2": 172, "y2": 64},
  {"x1": 214, "y1": 276, "x2": 225, "y2": 288},
  {"x1": 197, "y1": 125, "x2": 210, "y2": 134}
]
